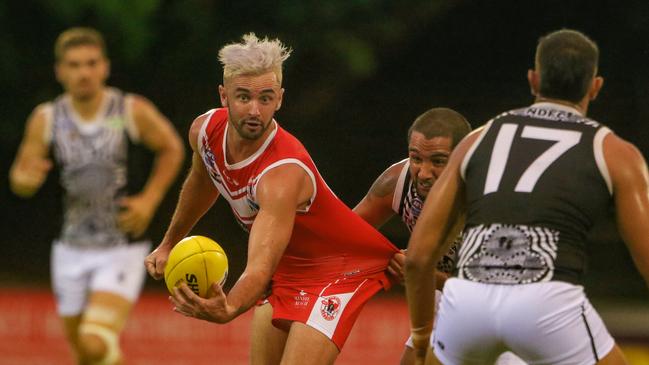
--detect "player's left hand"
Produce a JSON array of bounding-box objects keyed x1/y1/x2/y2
[
  {"x1": 118, "y1": 193, "x2": 157, "y2": 237},
  {"x1": 387, "y1": 249, "x2": 406, "y2": 283},
  {"x1": 170, "y1": 282, "x2": 237, "y2": 324}
]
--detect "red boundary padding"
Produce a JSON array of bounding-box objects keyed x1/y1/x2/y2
[{"x1": 0, "y1": 288, "x2": 409, "y2": 365}]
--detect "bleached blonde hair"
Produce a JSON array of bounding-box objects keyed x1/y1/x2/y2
[{"x1": 218, "y1": 33, "x2": 292, "y2": 85}]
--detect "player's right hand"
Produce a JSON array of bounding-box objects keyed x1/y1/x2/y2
[
  {"x1": 145, "y1": 244, "x2": 172, "y2": 280},
  {"x1": 170, "y1": 282, "x2": 236, "y2": 324},
  {"x1": 118, "y1": 194, "x2": 156, "y2": 238},
  {"x1": 10, "y1": 157, "x2": 52, "y2": 197}
]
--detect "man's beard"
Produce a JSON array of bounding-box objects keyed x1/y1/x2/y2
[
  {"x1": 70, "y1": 79, "x2": 99, "y2": 101},
  {"x1": 231, "y1": 115, "x2": 271, "y2": 140}
]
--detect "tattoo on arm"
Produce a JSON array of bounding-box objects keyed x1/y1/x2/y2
[{"x1": 370, "y1": 168, "x2": 399, "y2": 198}]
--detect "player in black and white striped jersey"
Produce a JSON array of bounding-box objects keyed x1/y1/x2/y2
[
  {"x1": 354, "y1": 108, "x2": 525, "y2": 365},
  {"x1": 9, "y1": 27, "x2": 184, "y2": 365},
  {"x1": 406, "y1": 29, "x2": 649, "y2": 365}
]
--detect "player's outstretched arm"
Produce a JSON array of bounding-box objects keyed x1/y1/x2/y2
[
  {"x1": 404, "y1": 131, "x2": 478, "y2": 361},
  {"x1": 354, "y1": 162, "x2": 405, "y2": 281},
  {"x1": 118, "y1": 95, "x2": 185, "y2": 238},
  {"x1": 605, "y1": 133, "x2": 649, "y2": 290},
  {"x1": 9, "y1": 105, "x2": 52, "y2": 198},
  {"x1": 145, "y1": 114, "x2": 219, "y2": 280},
  {"x1": 169, "y1": 163, "x2": 312, "y2": 324},
  {"x1": 227, "y1": 164, "x2": 312, "y2": 318}
]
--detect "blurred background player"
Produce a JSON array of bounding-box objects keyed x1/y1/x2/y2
[
  {"x1": 9, "y1": 27, "x2": 184, "y2": 364},
  {"x1": 144, "y1": 33, "x2": 398, "y2": 365},
  {"x1": 354, "y1": 107, "x2": 524, "y2": 365},
  {"x1": 406, "y1": 29, "x2": 649, "y2": 364}
]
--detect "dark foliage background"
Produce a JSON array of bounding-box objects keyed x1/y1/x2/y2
[{"x1": 2, "y1": 0, "x2": 648, "y2": 300}]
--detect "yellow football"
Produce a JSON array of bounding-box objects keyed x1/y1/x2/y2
[{"x1": 164, "y1": 235, "x2": 228, "y2": 298}]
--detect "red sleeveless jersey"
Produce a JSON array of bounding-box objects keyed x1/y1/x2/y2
[{"x1": 198, "y1": 108, "x2": 398, "y2": 285}]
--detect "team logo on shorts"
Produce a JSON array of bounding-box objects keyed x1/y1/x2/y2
[{"x1": 320, "y1": 296, "x2": 341, "y2": 321}]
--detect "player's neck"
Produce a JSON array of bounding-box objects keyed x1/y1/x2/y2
[
  {"x1": 69, "y1": 88, "x2": 106, "y2": 122},
  {"x1": 225, "y1": 121, "x2": 275, "y2": 163}
]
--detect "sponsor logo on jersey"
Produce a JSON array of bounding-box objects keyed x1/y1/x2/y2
[
  {"x1": 343, "y1": 268, "x2": 360, "y2": 277},
  {"x1": 201, "y1": 136, "x2": 223, "y2": 184},
  {"x1": 106, "y1": 116, "x2": 126, "y2": 129}
]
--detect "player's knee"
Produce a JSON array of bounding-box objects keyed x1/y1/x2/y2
[
  {"x1": 78, "y1": 332, "x2": 107, "y2": 362},
  {"x1": 78, "y1": 323, "x2": 121, "y2": 365}
]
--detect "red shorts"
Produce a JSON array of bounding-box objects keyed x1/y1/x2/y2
[{"x1": 267, "y1": 273, "x2": 388, "y2": 350}]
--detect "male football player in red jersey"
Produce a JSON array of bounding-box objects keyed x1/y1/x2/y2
[{"x1": 145, "y1": 33, "x2": 399, "y2": 365}]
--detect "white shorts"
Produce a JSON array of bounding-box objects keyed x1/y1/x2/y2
[
  {"x1": 433, "y1": 278, "x2": 615, "y2": 365},
  {"x1": 405, "y1": 290, "x2": 527, "y2": 365},
  {"x1": 51, "y1": 241, "x2": 150, "y2": 316}
]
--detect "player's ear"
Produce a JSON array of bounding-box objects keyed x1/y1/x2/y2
[
  {"x1": 275, "y1": 88, "x2": 284, "y2": 111},
  {"x1": 527, "y1": 69, "x2": 540, "y2": 96},
  {"x1": 54, "y1": 63, "x2": 63, "y2": 83},
  {"x1": 588, "y1": 76, "x2": 604, "y2": 101},
  {"x1": 105, "y1": 59, "x2": 111, "y2": 78},
  {"x1": 218, "y1": 85, "x2": 228, "y2": 107},
  {"x1": 103, "y1": 58, "x2": 111, "y2": 81}
]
